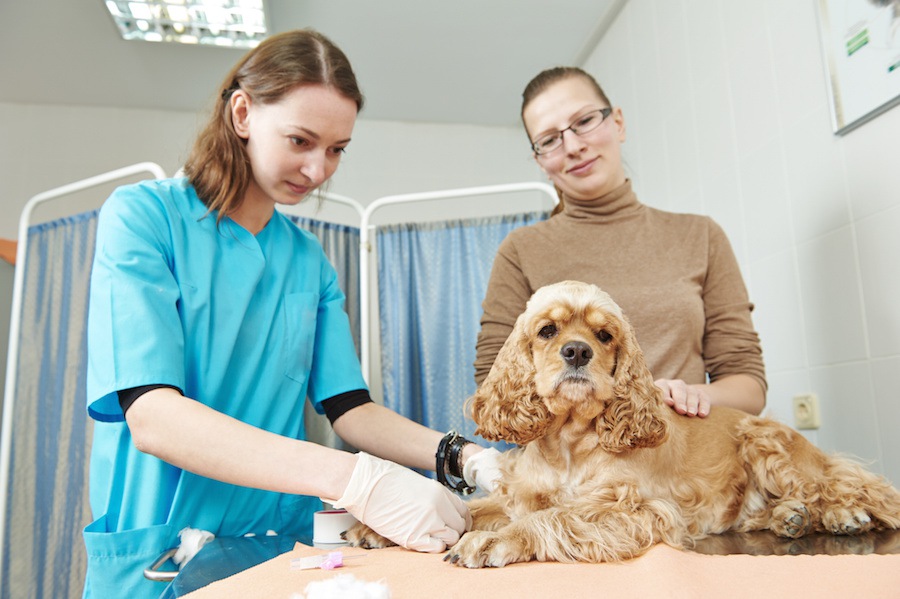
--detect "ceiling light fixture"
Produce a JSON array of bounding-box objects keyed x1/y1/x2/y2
[{"x1": 103, "y1": 0, "x2": 268, "y2": 48}]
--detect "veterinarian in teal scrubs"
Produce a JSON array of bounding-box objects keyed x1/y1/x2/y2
[{"x1": 83, "y1": 29, "x2": 499, "y2": 599}]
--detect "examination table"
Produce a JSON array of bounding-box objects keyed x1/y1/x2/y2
[{"x1": 163, "y1": 529, "x2": 900, "y2": 598}]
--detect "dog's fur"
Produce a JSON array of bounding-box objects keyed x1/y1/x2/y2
[{"x1": 345, "y1": 280, "x2": 900, "y2": 567}]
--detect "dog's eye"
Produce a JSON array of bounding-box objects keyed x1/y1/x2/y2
[
  {"x1": 538, "y1": 324, "x2": 557, "y2": 339},
  {"x1": 596, "y1": 330, "x2": 612, "y2": 343}
]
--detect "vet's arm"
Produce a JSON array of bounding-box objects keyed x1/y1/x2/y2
[
  {"x1": 126, "y1": 387, "x2": 357, "y2": 501},
  {"x1": 127, "y1": 388, "x2": 471, "y2": 552},
  {"x1": 656, "y1": 373, "x2": 765, "y2": 417},
  {"x1": 333, "y1": 402, "x2": 483, "y2": 471}
]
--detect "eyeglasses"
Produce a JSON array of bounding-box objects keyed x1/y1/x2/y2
[{"x1": 530, "y1": 108, "x2": 613, "y2": 156}]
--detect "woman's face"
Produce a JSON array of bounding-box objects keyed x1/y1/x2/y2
[
  {"x1": 232, "y1": 83, "x2": 358, "y2": 209},
  {"x1": 523, "y1": 76, "x2": 626, "y2": 201}
]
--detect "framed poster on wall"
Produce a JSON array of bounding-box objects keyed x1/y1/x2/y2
[{"x1": 816, "y1": 0, "x2": 900, "y2": 134}]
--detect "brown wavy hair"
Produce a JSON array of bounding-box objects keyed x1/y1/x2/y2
[
  {"x1": 183, "y1": 29, "x2": 364, "y2": 222},
  {"x1": 521, "y1": 67, "x2": 610, "y2": 216}
]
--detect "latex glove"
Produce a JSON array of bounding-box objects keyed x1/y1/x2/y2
[
  {"x1": 463, "y1": 447, "x2": 503, "y2": 494},
  {"x1": 330, "y1": 452, "x2": 471, "y2": 553}
]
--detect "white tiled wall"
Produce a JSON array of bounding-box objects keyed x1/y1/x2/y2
[{"x1": 587, "y1": 0, "x2": 900, "y2": 484}]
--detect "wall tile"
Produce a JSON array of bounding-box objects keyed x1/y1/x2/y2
[
  {"x1": 782, "y1": 107, "x2": 852, "y2": 243},
  {"x1": 856, "y1": 206, "x2": 900, "y2": 357},
  {"x1": 629, "y1": 114, "x2": 671, "y2": 211},
  {"x1": 721, "y1": 2, "x2": 780, "y2": 156},
  {"x1": 655, "y1": 0, "x2": 692, "y2": 112},
  {"x1": 692, "y1": 78, "x2": 738, "y2": 179},
  {"x1": 664, "y1": 96, "x2": 702, "y2": 210},
  {"x1": 625, "y1": 0, "x2": 663, "y2": 118},
  {"x1": 764, "y1": 0, "x2": 832, "y2": 129},
  {"x1": 840, "y1": 106, "x2": 900, "y2": 221},
  {"x1": 683, "y1": 0, "x2": 729, "y2": 88},
  {"x1": 871, "y1": 357, "x2": 900, "y2": 486},
  {"x1": 750, "y1": 249, "x2": 808, "y2": 373},
  {"x1": 701, "y1": 167, "x2": 747, "y2": 268},
  {"x1": 796, "y1": 228, "x2": 868, "y2": 365},
  {"x1": 738, "y1": 137, "x2": 793, "y2": 261},
  {"x1": 809, "y1": 362, "x2": 882, "y2": 473}
]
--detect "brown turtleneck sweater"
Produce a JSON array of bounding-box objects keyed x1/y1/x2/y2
[{"x1": 474, "y1": 180, "x2": 766, "y2": 393}]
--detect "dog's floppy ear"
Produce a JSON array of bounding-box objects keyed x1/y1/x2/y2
[
  {"x1": 466, "y1": 314, "x2": 551, "y2": 446},
  {"x1": 596, "y1": 314, "x2": 668, "y2": 452}
]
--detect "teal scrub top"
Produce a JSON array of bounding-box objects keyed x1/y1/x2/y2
[{"x1": 82, "y1": 178, "x2": 366, "y2": 599}]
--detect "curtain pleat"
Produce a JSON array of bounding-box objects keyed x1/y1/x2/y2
[{"x1": 2, "y1": 211, "x2": 98, "y2": 599}]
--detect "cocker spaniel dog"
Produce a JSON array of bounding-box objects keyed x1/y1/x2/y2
[
  {"x1": 444, "y1": 280, "x2": 900, "y2": 567},
  {"x1": 345, "y1": 280, "x2": 900, "y2": 567}
]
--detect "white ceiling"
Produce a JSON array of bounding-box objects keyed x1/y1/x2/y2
[{"x1": 0, "y1": 0, "x2": 624, "y2": 127}]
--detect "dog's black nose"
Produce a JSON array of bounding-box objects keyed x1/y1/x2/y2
[{"x1": 561, "y1": 341, "x2": 593, "y2": 368}]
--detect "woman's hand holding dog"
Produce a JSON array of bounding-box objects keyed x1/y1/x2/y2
[{"x1": 655, "y1": 378, "x2": 711, "y2": 418}]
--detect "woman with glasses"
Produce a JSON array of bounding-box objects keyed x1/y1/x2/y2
[{"x1": 474, "y1": 67, "x2": 766, "y2": 417}]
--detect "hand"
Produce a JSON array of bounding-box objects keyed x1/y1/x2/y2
[
  {"x1": 462, "y1": 447, "x2": 503, "y2": 494},
  {"x1": 329, "y1": 452, "x2": 471, "y2": 553},
  {"x1": 654, "y1": 379, "x2": 710, "y2": 418}
]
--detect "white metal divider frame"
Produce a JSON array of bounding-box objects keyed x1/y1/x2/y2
[
  {"x1": 274, "y1": 190, "x2": 365, "y2": 226},
  {"x1": 0, "y1": 161, "x2": 168, "y2": 592},
  {"x1": 357, "y1": 181, "x2": 559, "y2": 385}
]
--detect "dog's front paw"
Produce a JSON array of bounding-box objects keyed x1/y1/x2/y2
[
  {"x1": 341, "y1": 521, "x2": 396, "y2": 549},
  {"x1": 443, "y1": 530, "x2": 527, "y2": 568},
  {"x1": 822, "y1": 507, "x2": 873, "y2": 535},
  {"x1": 771, "y1": 501, "x2": 811, "y2": 538}
]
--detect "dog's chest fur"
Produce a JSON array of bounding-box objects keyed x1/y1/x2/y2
[{"x1": 497, "y1": 410, "x2": 760, "y2": 530}]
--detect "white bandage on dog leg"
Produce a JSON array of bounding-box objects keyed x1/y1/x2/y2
[
  {"x1": 313, "y1": 509, "x2": 358, "y2": 545},
  {"x1": 463, "y1": 447, "x2": 503, "y2": 494}
]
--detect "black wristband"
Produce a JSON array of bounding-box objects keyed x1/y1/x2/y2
[
  {"x1": 436, "y1": 431, "x2": 475, "y2": 495},
  {"x1": 448, "y1": 435, "x2": 472, "y2": 479}
]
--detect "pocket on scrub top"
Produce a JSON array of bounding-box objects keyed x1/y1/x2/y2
[
  {"x1": 82, "y1": 516, "x2": 177, "y2": 599},
  {"x1": 281, "y1": 292, "x2": 318, "y2": 386}
]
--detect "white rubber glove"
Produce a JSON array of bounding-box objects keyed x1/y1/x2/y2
[
  {"x1": 463, "y1": 447, "x2": 503, "y2": 494},
  {"x1": 330, "y1": 452, "x2": 471, "y2": 553}
]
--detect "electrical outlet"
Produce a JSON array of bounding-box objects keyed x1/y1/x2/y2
[{"x1": 793, "y1": 393, "x2": 821, "y2": 430}]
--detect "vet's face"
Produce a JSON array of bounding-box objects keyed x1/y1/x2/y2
[
  {"x1": 231, "y1": 83, "x2": 357, "y2": 207},
  {"x1": 527, "y1": 297, "x2": 620, "y2": 413}
]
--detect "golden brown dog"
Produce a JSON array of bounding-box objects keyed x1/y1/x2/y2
[
  {"x1": 443, "y1": 280, "x2": 900, "y2": 567},
  {"x1": 344, "y1": 280, "x2": 900, "y2": 567}
]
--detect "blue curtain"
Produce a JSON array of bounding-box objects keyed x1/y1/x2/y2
[
  {"x1": 376, "y1": 211, "x2": 548, "y2": 449},
  {"x1": 2, "y1": 211, "x2": 98, "y2": 599}
]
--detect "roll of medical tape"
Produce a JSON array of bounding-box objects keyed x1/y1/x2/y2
[{"x1": 313, "y1": 509, "x2": 358, "y2": 545}]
